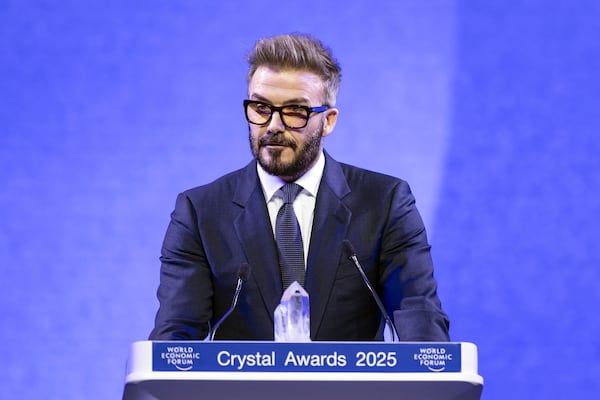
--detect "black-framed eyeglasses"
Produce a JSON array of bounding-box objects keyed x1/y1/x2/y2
[{"x1": 244, "y1": 100, "x2": 329, "y2": 129}]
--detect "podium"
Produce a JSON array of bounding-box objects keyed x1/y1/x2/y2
[{"x1": 123, "y1": 341, "x2": 483, "y2": 400}]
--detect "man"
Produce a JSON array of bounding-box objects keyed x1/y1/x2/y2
[{"x1": 149, "y1": 33, "x2": 449, "y2": 342}]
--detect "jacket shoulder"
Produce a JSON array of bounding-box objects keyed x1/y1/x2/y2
[
  {"x1": 182, "y1": 162, "x2": 255, "y2": 200},
  {"x1": 337, "y1": 161, "x2": 409, "y2": 194}
]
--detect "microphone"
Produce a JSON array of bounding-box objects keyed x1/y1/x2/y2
[
  {"x1": 209, "y1": 263, "x2": 251, "y2": 340},
  {"x1": 342, "y1": 240, "x2": 399, "y2": 342}
]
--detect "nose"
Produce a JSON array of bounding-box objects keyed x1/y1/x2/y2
[{"x1": 266, "y1": 110, "x2": 285, "y2": 134}]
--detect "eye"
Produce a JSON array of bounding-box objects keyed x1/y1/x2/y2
[
  {"x1": 282, "y1": 105, "x2": 309, "y2": 118},
  {"x1": 254, "y1": 103, "x2": 272, "y2": 115}
]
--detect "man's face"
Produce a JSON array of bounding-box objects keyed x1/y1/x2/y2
[{"x1": 247, "y1": 66, "x2": 338, "y2": 182}]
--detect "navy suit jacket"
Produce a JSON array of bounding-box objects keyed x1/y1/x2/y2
[{"x1": 150, "y1": 152, "x2": 449, "y2": 341}]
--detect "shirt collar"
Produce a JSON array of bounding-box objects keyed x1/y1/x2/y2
[{"x1": 257, "y1": 150, "x2": 325, "y2": 201}]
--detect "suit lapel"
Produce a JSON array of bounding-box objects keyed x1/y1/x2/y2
[
  {"x1": 232, "y1": 162, "x2": 282, "y2": 322},
  {"x1": 305, "y1": 153, "x2": 352, "y2": 338}
]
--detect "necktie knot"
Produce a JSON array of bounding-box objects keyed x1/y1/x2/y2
[{"x1": 281, "y1": 183, "x2": 302, "y2": 204}]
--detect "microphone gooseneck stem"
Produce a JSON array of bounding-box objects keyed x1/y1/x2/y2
[
  {"x1": 209, "y1": 263, "x2": 250, "y2": 341},
  {"x1": 210, "y1": 279, "x2": 243, "y2": 340},
  {"x1": 343, "y1": 240, "x2": 399, "y2": 341}
]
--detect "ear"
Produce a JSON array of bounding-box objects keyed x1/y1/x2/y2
[{"x1": 321, "y1": 108, "x2": 339, "y2": 137}]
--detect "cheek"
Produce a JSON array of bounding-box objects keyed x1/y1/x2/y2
[
  {"x1": 249, "y1": 127, "x2": 262, "y2": 142},
  {"x1": 294, "y1": 135, "x2": 308, "y2": 149}
]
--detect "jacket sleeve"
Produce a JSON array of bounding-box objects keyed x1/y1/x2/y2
[
  {"x1": 380, "y1": 180, "x2": 450, "y2": 341},
  {"x1": 149, "y1": 192, "x2": 213, "y2": 340}
]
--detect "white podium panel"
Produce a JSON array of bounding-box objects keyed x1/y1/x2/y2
[{"x1": 123, "y1": 341, "x2": 483, "y2": 400}]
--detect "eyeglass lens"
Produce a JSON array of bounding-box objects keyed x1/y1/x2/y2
[{"x1": 246, "y1": 103, "x2": 310, "y2": 129}]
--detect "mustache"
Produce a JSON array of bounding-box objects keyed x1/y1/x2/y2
[{"x1": 258, "y1": 135, "x2": 297, "y2": 149}]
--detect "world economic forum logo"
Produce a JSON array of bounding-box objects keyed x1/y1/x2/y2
[
  {"x1": 413, "y1": 347, "x2": 453, "y2": 372},
  {"x1": 159, "y1": 346, "x2": 201, "y2": 371}
]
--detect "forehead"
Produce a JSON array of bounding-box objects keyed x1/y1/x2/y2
[{"x1": 248, "y1": 66, "x2": 325, "y2": 104}]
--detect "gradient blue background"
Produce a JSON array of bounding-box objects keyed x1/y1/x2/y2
[{"x1": 1, "y1": 1, "x2": 599, "y2": 399}]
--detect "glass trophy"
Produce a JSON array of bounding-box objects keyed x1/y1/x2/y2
[{"x1": 274, "y1": 281, "x2": 311, "y2": 342}]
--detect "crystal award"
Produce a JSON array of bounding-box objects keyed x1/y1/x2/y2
[{"x1": 274, "y1": 281, "x2": 311, "y2": 342}]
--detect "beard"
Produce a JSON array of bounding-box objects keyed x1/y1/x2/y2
[{"x1": 249, "y1": 123, "x2": 324, "y2": 181}]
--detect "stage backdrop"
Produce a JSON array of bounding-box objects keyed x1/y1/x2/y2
[{"x1": 1, "y1": 1, "x2": 598, "y2": 399}]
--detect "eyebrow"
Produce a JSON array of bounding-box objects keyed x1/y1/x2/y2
[{"x1": 249, "y1": 94, "x2": 310, "y2": 106}]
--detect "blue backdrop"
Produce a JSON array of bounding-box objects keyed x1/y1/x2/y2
[{"x1": 1, "y1": 1, "x2": 598, "y2": 399}]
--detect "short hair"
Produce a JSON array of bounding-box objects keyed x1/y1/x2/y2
[{"x1": 246, "y1": 33, "x2": 342, "y2": 106}]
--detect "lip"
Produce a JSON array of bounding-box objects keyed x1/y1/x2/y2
[
  {"x1": 259, "y1": 137, "x2": 295, "y2": 149},
  {"x1": 262, "y1": 143, "x2": 288, "y2": 148}
]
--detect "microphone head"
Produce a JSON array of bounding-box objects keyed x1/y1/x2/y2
[
  {"x1": 238, "y1": 263, "x2": 251, "y2": 282},
  {"x1": 342, "y1": 239, "x2": 356, "y2": 258}
]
